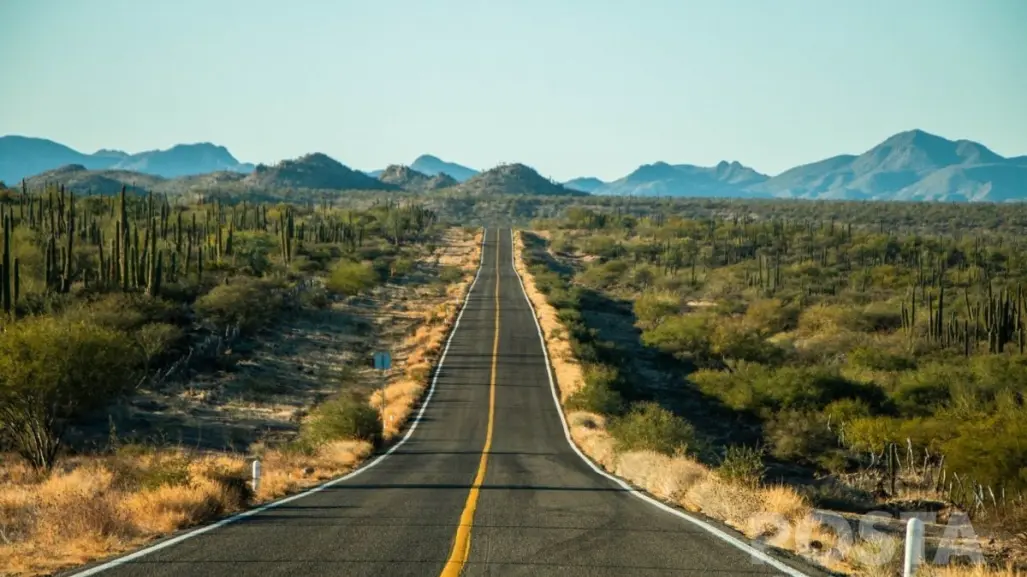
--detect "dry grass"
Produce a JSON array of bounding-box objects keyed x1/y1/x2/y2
[
  {"x1": 0, "y1": 441, "x2": 376, "y2": 577},
  {"x1": 0, "y1": 228, "x2": 484, "y2": 577},
  {"x1": 920, "y1": 564, "x2": 1024, "y2": 576},
  {"x1": 251, "y1": 440, "x2": 373, "y2": 501},
  {"x1": 512, "y1": 231, "x2": 585, "y2": 400}
]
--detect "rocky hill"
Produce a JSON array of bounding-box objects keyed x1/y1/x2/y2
[
  {"x1": 378, "y1": 164, "x2": 458, "y2": 192},
  {"x1": 244, "y1": 153, "x2": 397, "y2": 191},
  {"x1": 22, "y1": 164, "x2": 165, "y2": 194},
  {"x1": 456, "y1": 163, "x2": 586, "y2": 196}
]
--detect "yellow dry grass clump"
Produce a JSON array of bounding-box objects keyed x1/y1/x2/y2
[{"x1": 0, "y1": 442, "x2": 374, "y2": 577}]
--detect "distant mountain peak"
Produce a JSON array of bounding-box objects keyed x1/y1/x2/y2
[
  {"x1": 759, "y1": 129, "x2": 1023, "y2": 201},
  {"x1": 596, "y1": 160, "x2": 769, "y2": 198},
  {"x1": 409, "y1": 154, "x2": 478, "y2": 182},
  {"x1": 563, "y1": 176, "x2": 606, "y2": 193}
]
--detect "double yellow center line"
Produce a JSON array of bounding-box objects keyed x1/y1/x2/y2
[{"x1": 439, "y1": 234, "x2": 501, "y2": 577}]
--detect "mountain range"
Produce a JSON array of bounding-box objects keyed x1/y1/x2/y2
[
  {"x1": 2, "y1": 129, "x2": 1025, "y2": 201},
  {"x1": 0, "y1": 136, "x2": 253, "y2": 184}
]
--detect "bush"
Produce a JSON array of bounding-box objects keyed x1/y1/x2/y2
[
  {"x1": 641, "y1": 314, "x2": 711, "y2": 361},
  {"x1": 195, "y1": 277, "x2": 286, "y2": 333},
  {"x1": 136, "y1": 322, "x2": 186, "y2": 368},
  {"x1": 744, "y1": 298, "x2": 798, "y2": 335},
  {"x1": 64, "y1": 293, "x2": 182, "y2": 332},
  {"x1": 389, "y1": 257, "x2": 414, "y2": 279},
  {"x1": 566, "y1": 364, "x2": 624, "y2": 415},
  {"x1": 609, "y1": 402, "x2": 696, "y2": 456},
  {"x1": 709, "y1": 317, "x2": 786, "y2": 365},
  {"x1": 300, "y1": 286, "x2": 331, "y2": 310},
  {"x1": 326, "y1": 261, "x2": 378, "y2": 296},
  {"x1": 848, "y1": 346, "x2": 916, "y2": 372},
  {"x1": 633, "y1": 290, "x2": 681, "y2": 328},
  {"x1": 301, "y1": 394, "x2": 382, "y2": 447},
  {"x1": 797, "y1": 303, "x2": 866, "y2": 335},
  {"x1": 718, "y1": 445, "x2": 766, "y2": 487},
  {"x1": 765, "y1": 410, "x2": 837, "y2": 463},
  {"x1": 0, "y1": 317, "x2": 142, "y2": 469},
  {"x1": 439, "y1": 265, "x2": 464, "y2": 284}
]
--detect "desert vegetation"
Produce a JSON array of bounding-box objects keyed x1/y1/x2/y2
[
  {"x1": 0, "y1": 181, "x2": 480, "y2": 576},
  {"x1": 515, "y1": 200, "x2": 1027, "y2": 575}
]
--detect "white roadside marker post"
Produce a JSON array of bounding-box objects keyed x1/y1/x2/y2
[
  {"x1": 251, "y1": 459, "x2": 262, "y2": 495},
  {"x1": 903, "y1": 517, "x2": 925, "y2": 577}
]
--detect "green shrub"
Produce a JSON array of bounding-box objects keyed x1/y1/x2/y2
[
  {"x1": 301, "y1": 394, "x2": 382, "y2": 446},
  {"x1": 195, "y1": 277, "x2": 286, "y2": 333},
  {"x1": 710, "y1": 318, "x2": 786, "y2": 364},
  {"x1": 136, "y1": 322, "x2": 186, "y2": 367},
  {"x1": 65, "y1": 293, "x2": 181, "y2": 332},
  {"x1": 718, "y1": 445, "x2": 766, "y2": 487},
  {"x1": 578, "y1": 260, "x2": 629, "y2": 290},
  {"x1": 326, "y1": 261, "x2": 378, "y2": 296},
  {"x1": 0, "y1": 317, "x2": 142, "y2": 469},
  {"x1": 579, "y1": 235, "x2": 623, "y2": 260},
  {"x1": 848, "y1": 346, "x2": 915, "y2": 371},
  {"x1": 300, "y1": 286, "x2": 331, "y2": 310},
  {"x1": 633, "y1": 290, "x2": 681, "y2": 328},
  {"x1": 390, "y1": 257, "x2": 415, "y2": 279},
  {"x1": 115, "y1": 446, "x2": 191, "y2": 490},
  {"x1": 609, "y1": 402, "x2": 696, "y2": 456},
  {"x1": 765, "y1": 410, "x2": 837, "y2": 463},
  {"x1": 566, "y1": 364, "x2": 624, "y2": 415},
  {"x1": 744, "y1": 298, "x2": 799, "y2": 335},
  {"x1": 641, "y1": 314, "x2": 711, "y2": 361}
]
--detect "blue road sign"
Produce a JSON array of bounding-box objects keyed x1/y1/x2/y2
[{"x1": 373, "y1": 351, "x2": 392, "y2": 371}]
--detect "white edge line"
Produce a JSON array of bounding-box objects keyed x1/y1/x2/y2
[
  {"x1": 67, "y1": 228, "x2": 490, "y2": 577},
  {"x1": 508, "y1": 229, "x2": 813, "y2": 577}
]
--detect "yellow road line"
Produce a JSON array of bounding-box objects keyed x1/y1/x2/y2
[{"x1": 439, "y1": 234, "x2": 501, "y2": 577}]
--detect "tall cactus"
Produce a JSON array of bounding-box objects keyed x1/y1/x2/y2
[
  {"x1": 60, "y1": 191, "x2": 75, "y2": 292},
  {"x1": 1, "y1": 214, "x2": 11, "y2": 315},
  {"x1": 120, "y1": 186, "x2": 130, "y2": 291}
]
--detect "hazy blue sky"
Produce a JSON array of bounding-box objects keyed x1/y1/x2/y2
[{"x1": 1, "y1": 0, "x2": 1025, "y2": 180}]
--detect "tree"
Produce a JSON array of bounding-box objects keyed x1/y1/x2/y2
[{"x1": 0, "y1": 317, "x2": 141, "y2": 470}]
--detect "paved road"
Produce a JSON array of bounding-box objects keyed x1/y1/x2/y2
[{"x1": 69, "y1": 229, "x2": 824, "y2": 577}]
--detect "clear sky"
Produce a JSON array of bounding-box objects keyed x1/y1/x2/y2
[{"x1": 1, "y1": 0, "x2": 1025, "y2": 181}]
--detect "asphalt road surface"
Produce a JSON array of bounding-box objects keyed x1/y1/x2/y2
[{"x1": 68, "y1": 228, "x2": 826, "y2": 577}]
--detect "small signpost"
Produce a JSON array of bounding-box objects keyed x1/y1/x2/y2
[
  {"x1": 373, "y1": 351, "x2": 392, "y2": 420},
  {"x1": 373, "y1": 351, "x2": 392, "y2": 371}
]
